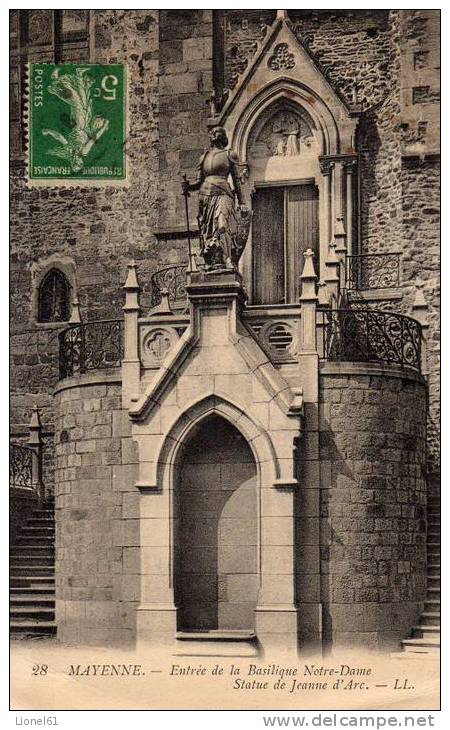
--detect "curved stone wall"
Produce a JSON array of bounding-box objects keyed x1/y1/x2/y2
[
  {"x1": 318, "y1": 365, "x2": 427, "y2": 651},
  {"x1": 53, "y1": 362, "x2": 428, "y2": 653},
  {"x1": 53, "y1": 373, "x2": 139, "y2": 646}
]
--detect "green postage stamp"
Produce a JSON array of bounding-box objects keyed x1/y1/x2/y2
[{"x1": 27, "y1": 63, "x2": 127, "y2": 186}]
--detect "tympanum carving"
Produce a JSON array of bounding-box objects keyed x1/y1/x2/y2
[{"x1": 248, "y1": 108, "x2": 315, "y2": 160}]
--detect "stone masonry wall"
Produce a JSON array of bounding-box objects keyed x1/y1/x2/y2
[
  {"x1": 10, "y1": 9, "x2": 161, "y2": 466},
  {"x1": 54, "y1": 377, "x2": 139, "y2": 646},
  {"x1": 402, "y1": 159, "x2": 440, "y2": 483},
  {"x1": 157, "y1": 10, "x2": 213, "y2": 230},
  {"x1": 318, "y1": 369, "x2": 427, "y2": 651}
]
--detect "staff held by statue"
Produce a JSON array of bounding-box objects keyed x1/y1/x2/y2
[{"x1": 181, "y1": 173, "x2": 197, "y2": 273}]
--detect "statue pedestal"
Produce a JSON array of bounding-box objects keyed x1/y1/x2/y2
[{"x1": 186, "y1": 268, "x2": 247, "y2": 308}]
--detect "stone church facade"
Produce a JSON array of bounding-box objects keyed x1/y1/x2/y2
[{"x1": 10, "y1": 10, "x2": 440, "y2": 654}]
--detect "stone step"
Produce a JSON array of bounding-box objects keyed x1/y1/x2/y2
[
  {"x1": 427, "y1": 575, "x2": 440, "y2": 586},
  {"x1": 426, "y1": 587, "x2": 440, "y2": 596},
  {"x1": 9, "y1": 565, "x2": 55, "y2": 577},
  {"x1": 420, "y1": 612, "x2": 440, "y2": 626},
  {"x1": 10, "y1": 555, "x2": 54, "y2": 566},
  {"x1": 427, "y1": 563, "x2": 440, "y2": 575},
  {"x1": 424, "y1": 599, "x2": 440, "y2": 609},
  {"x1": 10, "y1": 620, "x2": 56, "y2": 636},
  {"x1": 174, "y1": 630, "x2": 260, "y2": 657},
  {"x1": 10, "y1": 606, "x2": 55, "y2": 620},
  {"x1": 20, "y1": 527, "x2": 54, "y2": 535},
  {"x1": 177, "y1": 630, "x2": 256, "y2": 642},
  {"x1": 10, "y1": 595, "x2": 55, "y2": 606},
  {"x1": 14, "y1": 537, "x2": 54, "y2": 546},
  {"x1": 427, "y1": 552, "x2": 440, "y2": 562},
  {"x1": 10, "y1": 586, "x2": 55, "y2": 595},
  {"x1": 10, "y1": 575, "x2": 55, "y2": 587},
  {"x1": 401, "y1": 638, "x2": 440, "y2": 654},
  {"x1": 10, "y1": 545, "x2": 55, "y2": 555},
  {"x1": 412, "y1": 625, "x2": 440, "y2": 639}
]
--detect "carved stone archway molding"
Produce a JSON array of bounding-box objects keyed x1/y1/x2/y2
[{"x1": 129, "y1": 271, "x2": 303, "y2": 649}]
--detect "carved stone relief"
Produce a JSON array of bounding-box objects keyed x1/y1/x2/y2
[
  {"x1": 267, "y1": 43, "x2": 295, "y2": 71},
  {"x1": 248, "y1": 108, "x2": 316, "y2": 160},
  {"x1": 141, "y1": 326, "x2": 179, "y2": 368}
]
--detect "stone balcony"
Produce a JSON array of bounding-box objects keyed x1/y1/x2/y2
[{"x1": 57, "y1": 250, "x2": 425, "y2": 385}]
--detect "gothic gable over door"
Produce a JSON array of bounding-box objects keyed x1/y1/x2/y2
[{"x1": 210, "y1": 13, "x2": 359, "y2": 290}]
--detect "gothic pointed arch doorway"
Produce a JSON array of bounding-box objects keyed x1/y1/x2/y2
[{"x1": 174, "y1": 414, "x2": 258, "y2": 632}]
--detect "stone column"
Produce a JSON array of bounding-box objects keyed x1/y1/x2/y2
[
  {"x1": 333, "y1": 160, "x2": 344, "y2": 228},
  {"x1": 28, "y1": 405, "x2": 43, "y2": 505},
  {"x1": 297, "y1": 250, "x2": 322, "y2": 653},
  {"x1": 412, "y1": 282, "x2": 430, "y2": 376},
  {"x1": 122, "y1": 261, "x2": 141, "y2": 408},
  {"x1": 319, "y1": 159, "x2": 334, "y2": 281},
  {"x1": 344, "y1": 159, "x2": 357, "y2": 255},
  {"x1": 299, "y1": 249, "x2": 319, "y2": 407},
  {"x1": 135, "y1": 482, "x2": 179, "y2": 646},
  {"x1": 334, "y1": 217, "x2": 347, "y2": 291},
  {"x1": 325, "y1": 242, "x2": 340, "y2": 305}
]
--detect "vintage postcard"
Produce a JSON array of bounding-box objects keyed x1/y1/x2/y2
[{"x1": 9, "y1": 6, "x2": 440, "y2": 718}]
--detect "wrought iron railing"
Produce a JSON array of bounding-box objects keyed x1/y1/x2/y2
[
  {"x1": 10, "y1": 443, "x2": 34, "y2": 490},
  {"x1": 59, "y1": 319, "x2": 124, "y2": 379},
  {"x1": 320, "y1": 309, "x2": 422, "y2": 372},
  {"x1": 150, "y1": 264, "x2": 188, "y2": 309},
  {"x1": 346, "y1": 253, "x2": 401, "y2": 291}
]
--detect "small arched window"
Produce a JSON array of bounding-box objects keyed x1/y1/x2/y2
[{"x1": 37, "y1": 268, "x2": 71, "y2": 323}]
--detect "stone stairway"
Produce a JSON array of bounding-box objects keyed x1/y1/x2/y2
[
  {"x1": 400, "y1": 495, "x2": 440, "y2": 656},
  {"x1": 10, "y1": 499, "x2": 56, "y2": 638}
]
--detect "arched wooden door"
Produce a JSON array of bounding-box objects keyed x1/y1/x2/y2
[{"x1": 175, "y1": 414, "x2": 258, "y2": 632}]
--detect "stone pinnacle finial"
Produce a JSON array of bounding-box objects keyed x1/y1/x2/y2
[
  {"x1": 124, "y1": 260, "x2": 140, "y2": 291},
  {"x1": 318, "y1": 280, "x2": 329, "y2": 306},
  {"x1": 29, "y1": 405, "x2": 42, "y2": 447},
  {"x1": 301, "y1": 248, "x2": 317, "y2": 280},
  {"x1": 327, "y1": 240, "x2": 339, "y2": 264},
  {"x1": 150, "y1": 288, "x2": 173, "y2": 317},
  {"x1": 29, "y1": 404, "x2": 41, "y2": 430},
  {"x1": 69, "y1": 298, "x2": 81, "y2": 323},
  {"x1": 277, "y1": 10, "x2": 288, "y2": 20},
  {"x1": 412, "y1": 281, "x2": 429, "y2": 327},
  {"x1": 300, "y1": 249, "x2": 318, "y2": 302}
]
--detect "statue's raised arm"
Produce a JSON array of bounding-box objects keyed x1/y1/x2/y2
[{"x1": 182, "y1": 127, "x2": 251, "y2": 271}]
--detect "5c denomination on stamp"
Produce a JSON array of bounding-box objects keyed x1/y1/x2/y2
[{"x1": 27, "y1": 63, "x2": 127, "y2": 187}]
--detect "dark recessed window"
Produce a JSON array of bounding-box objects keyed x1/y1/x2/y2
[{"x1": 38, "y1": 269, "x2": 71, "y2": 323}]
